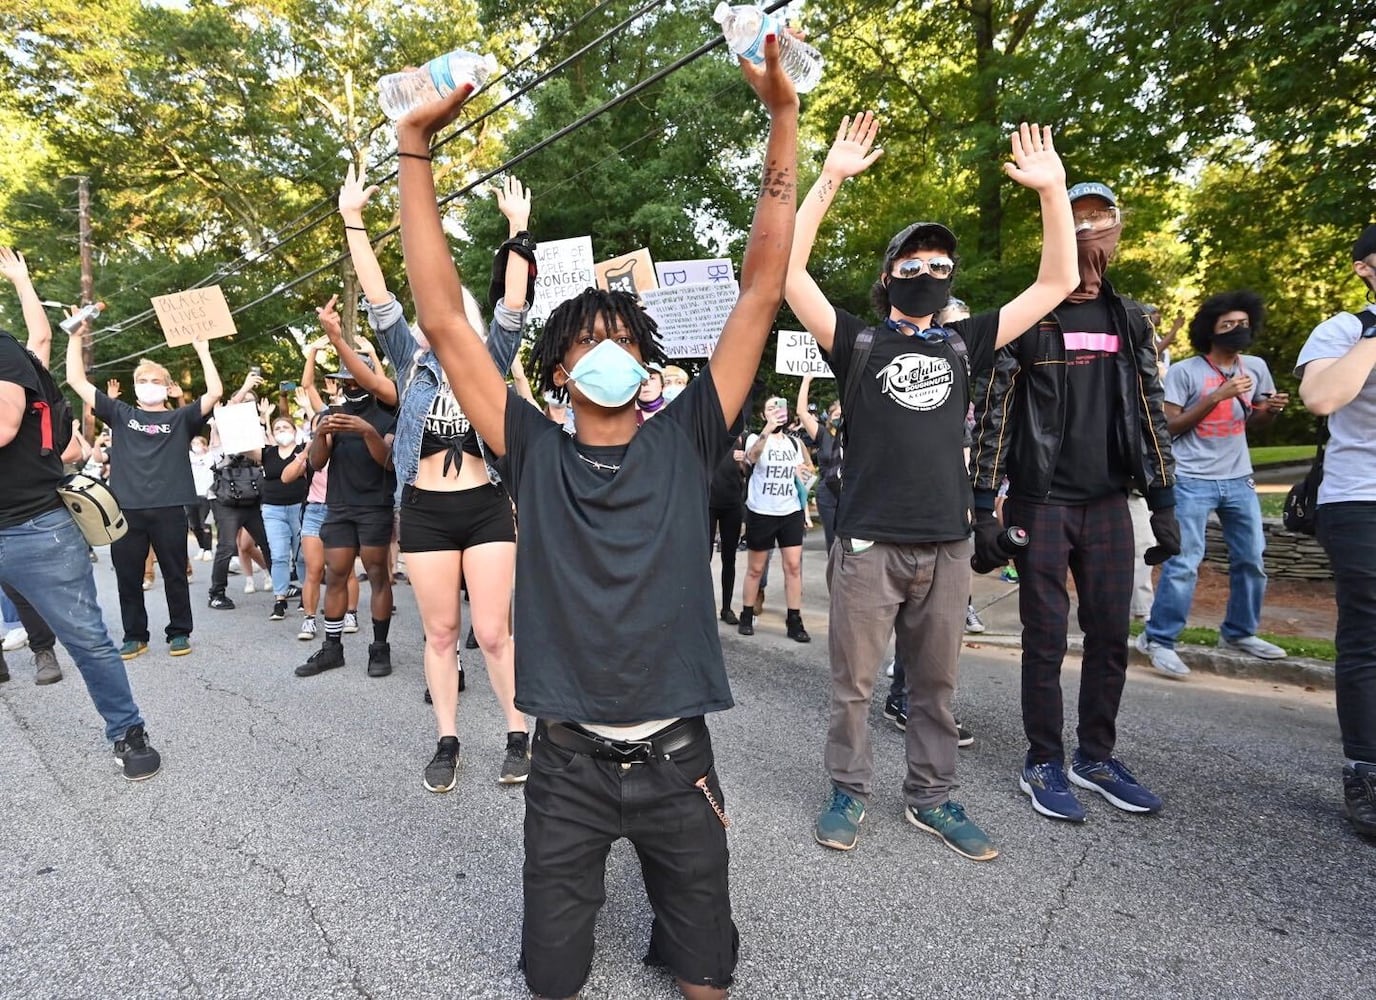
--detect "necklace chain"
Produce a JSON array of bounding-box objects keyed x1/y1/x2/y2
[{"x1": 576, "y1": 452, "x2": 621, "y2": 474}]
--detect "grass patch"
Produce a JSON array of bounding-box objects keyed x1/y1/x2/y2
[
  {"x1": 1128, "y1": 620, "x2": 1334, "y2": 661},
  {"x1": 1259, "y1": 493, "x2": 1286, "y2": 518},
  {"x1": 1250, "y1": 445, "x2": 1316, "y2": 467}
]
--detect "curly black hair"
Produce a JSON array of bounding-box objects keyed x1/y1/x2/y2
[
  {"x1": 529, "y1": 287, "x2": 668, "y2": 399},
  {"x1": 1188, "y1": 289, "x2": 1265, "y2": 355}
]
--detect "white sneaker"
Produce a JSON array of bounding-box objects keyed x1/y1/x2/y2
[
  {"x1": 1217, "y1": 634, "x2": 1287, "y2": 660},
  {"x1": 297, "y1": 616, "x2": 317, "y2": 641},
  {"x1": 343, "y1": 611, "x2": 359, "y2": 634},
  {"x1": 2, "y1": 627, "x2": 29, "y2": 652},
  {"x1": 964, "y1": 604, "x2": 987, "y2": 634},
  {"x1": 1135, "y1": 631, "x2": 1190, "y2": 679},
  {"x1": 260, "y1": 572, "x2": 272, "y2": 592},
  {"x1": 199, "y1": 549, "x2": 213, "y2": 562},
  {"x1": 228, "y1": 556, "x2": 241, "y2": 575},
  {"x1": 243, "y1": 577, "x2": 256, "y2": 594},
  {"x1": 884, "y1": 658, "x2": 895, "y2": 678}
]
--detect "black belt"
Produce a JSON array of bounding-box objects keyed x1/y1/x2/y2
[{"x1": 539, "y1": 717, "x2": 706, "y2": 764}]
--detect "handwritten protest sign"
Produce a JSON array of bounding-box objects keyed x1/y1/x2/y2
[
  {"x1": 531, "y1": 236, "x2": 596, "y2": 324},
  {"x1": 775, "y1": 329, "x2": 834, "y2": 378},
  {"x1": 595, "y1": 248, "x2": 657, "y2": 298},
  {"x1": 639, "y1": 281, "x2": 739, "y2": 359},
  {"x1": 213, "y1": 401, "x2": 263, "y2": 455},
  {"x1": 654, "y1": 258, "x2": 735, "y2": 288},
  {"x1": 151, "y1": 286, "x2": 237, "y2": 347}
]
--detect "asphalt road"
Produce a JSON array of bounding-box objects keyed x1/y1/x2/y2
[{"x1": 0, "y1": 539, "x2": 1369, "y2": 1000}]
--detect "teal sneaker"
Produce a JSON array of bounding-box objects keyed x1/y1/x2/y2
[
  {"x1": 119, "y1": 640, "x2": 148, "y2": 661},
  {"x1": 906, "y1": 800, "x2": 999, "y2": 862},
  {"x1": 814, "y1": 788, "x2": 865, "y2": 851},
  {"x1": 169, "y1": 636, "x2": 192, "y2": 657}
]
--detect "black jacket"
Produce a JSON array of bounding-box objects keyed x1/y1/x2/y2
[{"x1": 970, "y1": 279, "x2": 1175, "y2": 510}]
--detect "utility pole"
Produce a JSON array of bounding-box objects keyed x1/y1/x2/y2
[{"x1": 76, "y1": 176, "x2": 95, "y2": 438}]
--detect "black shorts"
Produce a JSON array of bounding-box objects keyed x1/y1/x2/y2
[
  {"x1": 521, "y1": 721, "x2": 737, "y2": 998},
  {"x1": 745, "y1": 508, "x2": 804, "y2": 551},
  {"x1": 398, "y1": 483, "x2": 515, "y2": 553},
  {"x1": 319, "y1": 504, "x2": 395, "y2": 550}
]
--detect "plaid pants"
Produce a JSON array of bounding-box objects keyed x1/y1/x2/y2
[{"x1": 1004, "y1": 493, "x2": 1134, "y2": 764}]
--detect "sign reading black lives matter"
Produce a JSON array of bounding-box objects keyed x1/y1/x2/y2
[
  {"x1": 530, "y1": 236, "x2": 596, "y2": 325},
  {"x1": 639, "y1": 281, "x2": 739, "y2": 359},
  {"x1": 775, "y1": 329, "x2": 834, "y2": 378},
  {"x1": 151, "y1": 285, "x2": 237, "y2": 347}
]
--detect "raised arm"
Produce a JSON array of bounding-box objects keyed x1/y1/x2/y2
[
  {"x1": 0, "y1": 248, "x2": 54, "y2": 367},
  {"x1": 397, "y1": 85, "x2": 510, "y2": 453},
  {"x1": 193, "y1": 338, "x2": 224, "y2": 415},
  {"x1": 301, "y1": 339, "x2": 327, "y2": 413},
  {"x1": 991, "y1": 125, "x2": 1078, "y2": 348},
  {"x1": 795, "y1": 373, "x2": 820, "y2": 438},
  {"x1": 339, "y1": 164, "x2": 391, "y2": 306},
  {"x1": 784, "y1": 113, "x2": 884, "y2": 354},
  {"x1": 705, "y1": 37, "x2": 800, "y2": 425},
  {"x1": 509, "y1": 351, "x2": 539, "y2": 406},
  {"x1": 319, "y1": 295, "x2": 398, "y2": 407},
  {"x1": 63, "y1": 317, "x2": 97, "y2": 408}
]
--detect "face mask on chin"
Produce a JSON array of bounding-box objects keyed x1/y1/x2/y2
[
  {"x1": 561, "y1": 338, "x2": 650, "y2": 409},
  {"x1": 1067, "y1": 223, "x2": 1121, "y2": 303},
  {"x1": 1213, "y1": 327, "x2": 1253, "y2": 352},
  {"x1": 886, "y1": 275, "x2": 952, "y2": 320},
  {"x1": 134, "y1": 383, "x2": 168, "y2": 405}
]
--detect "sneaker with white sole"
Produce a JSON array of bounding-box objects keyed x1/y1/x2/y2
[
  {"x1": 1217, "y1": 634, "x2": 1286, "y2": 660},
  {"x1": 1135, "y1": 632, "x2": 1191, "y2": 679},
  {"x1": 1019, "y1": 758, "x2": 1086, "y2": 822},
  {"x1": 1069, "y1": 749, "x2": 1163, "y2": 814},
  {"x1": 243, "y1": 576, "x2": 256, "y2": 594},
  {"x1": 2, "y1": 627, "x2": 29, "y2": 652},
  {"x1": 343, "y1": 611, "x2": 359, "y2": 634},
  {"x1": 964, "y1": 604, "x2": 986, "y2": 634},
  {"x1": 297, "y1": 616, "x2": 317, "y2": 641}
]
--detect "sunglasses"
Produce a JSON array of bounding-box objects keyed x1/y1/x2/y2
[{"x1": 893, "y1": 256, "x2": 955, "y2": 280}]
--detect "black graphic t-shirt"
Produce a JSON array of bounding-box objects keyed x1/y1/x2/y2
[
  {"x1": 325, "y1": 399, "x2": 397, "y2": 508},
  {"x1": 94, "y1": 391, "x2": 208, "y2": 509},
  {"x1": 823, "y1": 307, "x2": 998, "y2": 543},
  {"x1": 0, "y1": 336, "x2": 66, "y2": 529},
  {"x1": 419, "y1": 379, "x2": 482, "y2": 468}
]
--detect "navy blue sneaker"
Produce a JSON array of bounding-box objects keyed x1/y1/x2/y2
[
  {"x1": 1019, "y1": 758, "x2": 1086, "y2": 822},
  {"x1": 1069, "y1": 750, "x2": 1163, "y2": 814},
  {"x1": 814, "y1": 788, "x2": 865, "y2": 851}
]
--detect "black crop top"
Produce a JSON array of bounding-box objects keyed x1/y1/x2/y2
[{"x1": 420, "y1": 385, "x2": 482, "y2": 475}]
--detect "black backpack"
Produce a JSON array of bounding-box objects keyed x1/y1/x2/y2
[
  {"x1": 1, "y1": 331, "x2": 73, "y2": 458},
  {"x1": 212, "y1": 454, "x2": 264, "y2": 507},
  {"x1": 1282, "y1": 421, "x2": 1327, "y2": 536}
]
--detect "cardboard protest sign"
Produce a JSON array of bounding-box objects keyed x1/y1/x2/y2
[
  {"x1": 595, "y1": 248, "x2": 657, "y2": 298},
  {"x1": 531, "y1": 236, "x2": 596, "y2": 325},
  {"x1": 151, "y1": 286, "x2": 237, "y2": 347},
  {"x1": 639, "y1": 281, "x2": 739, "y2": 359},
  {"x1": 654, "y1": 258, "x2": 735, "y2": 288},
  {"x1": 775, "y1": 329, "x2": 835, "y2": 378},
  {"x1": 213, "y1": 401, "x2": 263, "y2": 455}
]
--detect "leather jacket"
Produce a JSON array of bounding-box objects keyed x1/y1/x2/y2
[{"x1": 970, "y1": 279, "x2": 1175, "y2": 510}]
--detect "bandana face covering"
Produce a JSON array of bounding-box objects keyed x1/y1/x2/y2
[{"x1": 1067, "y1": 224, "x2": 1121, "y2": 303}]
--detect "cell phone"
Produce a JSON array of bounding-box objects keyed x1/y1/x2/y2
[
  {"x1": 280, "y1": 381, "x2": 297, "y2": 392},
  {"x1": 250, "y1": 365, "x2": 263, "y2": 377}
]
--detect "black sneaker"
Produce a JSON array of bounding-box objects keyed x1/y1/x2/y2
[
  {"x1": 423, "y1": 736, "x2": 460, "y2": 793},
  {"x1": 295, "y1": 641, "x2": 345, "y2": 677},
  {"x1": 786, "y1": 613, "x2": 811, "y2": 643},
  {"x1": 0, "y1": 650, "x2": 9, "y2": 684},
  {"x1": 883, "y1": 694, "x2": 907, "y2": 731},
  {"x1": 269, "y1": 600, "x2": 288, "y2": 621},
  {"x1": 720, "y1": 607, "x2": 739, "y2": 626},
  {"x1": 423, "y1": 667, "x2": 464, "y2": 704},
  {"x1": 367, "y1": 641, "x2": 392, "y2": 678},
  {"x1": 113, "y1": 724, "x2": 161, "y2": 781},
  {"x1": 283, "y1": 584, "x2": 302, "y2": 600},
  {"x1": 500, "y1": 731, "x2": 531, "y2": 784},
  {"x1": 1343, "y1": 763, "x2": 1376, "y2": 838},
  {"x1": 208, "y1": 592, "x2": 236, "y2": 611},
  {"x1": 464, "y1": 627, "x2": 478, "y2": 650},
  {"x1": 956, "y1": 721, "x2": 975, "y2": 748},
  {"x1": 737, "y1": 608, "x2": 755, "y2": 636}
]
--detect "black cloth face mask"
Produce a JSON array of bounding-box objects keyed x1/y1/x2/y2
[
  {"x1": 886, "y1": 275, "x2": 952, "y2": 319},
  {"x1": 1213, "y1": 327, "x2": 1252, "y2": 352}
]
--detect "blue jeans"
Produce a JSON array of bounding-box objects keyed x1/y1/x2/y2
[
  {"x1": 1145, "y1": 475, "x2": 1266, "y2": 646},
  {"x1": 1317, "y1": 503, "x2": 1376, "y2": 762},
  {"x1": 1, "y1": 589, "x2": 18, "y2": 631},
  {"x1": 0, "y1": 508, "x2": 143, "y2": 742},
  {"x1": 262, "y1": 503, "x2": 302, "y2": 597}
]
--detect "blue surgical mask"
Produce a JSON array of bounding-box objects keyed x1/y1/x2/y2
[
  {"x1": 562, "y1": 339, "x2": 650, "y2": 408},
  {"x1": 662, "y1": 384, "x2": 685, "y2": 403}
]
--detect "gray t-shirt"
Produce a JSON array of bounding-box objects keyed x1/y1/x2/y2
[
  {"x1": 1296, "y1": 311, "x2": 1376, "y2": 505},
  {"x1": 1164, "y1": 354, "x2": 1275, "y2": 480}
]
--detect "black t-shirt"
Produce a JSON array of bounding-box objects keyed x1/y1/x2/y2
[
  {"x1": 325, "y1": 400, "x2": 397, "y2": 508},
  {"x1": 94, "y1": 391, "x2": 207, "y2": 509},
  {"x1": 1044, "y1": 295, "x2": 1130, "y2": 503},
  {"x1": 0, "y1": 336, "x2": 66, "y2": 529},
  {"x1": 261, "y1": 444, "x2": 308, "y2": 506},
  {"x1": 822, "y1": 307, "x2": 998, "y2": 543},
  {"x1": 502, "y1": 368, "x2": 735, "y2": 724},
  {"x1": 708, "y1": 434, "x2": 745, "y2": 508}
]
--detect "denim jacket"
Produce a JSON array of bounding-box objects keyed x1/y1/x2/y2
[{"x1": 365, "y1": 294, "x2": 526, "y2": 505}]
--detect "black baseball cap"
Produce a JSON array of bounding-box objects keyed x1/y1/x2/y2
[
  {"x1": 1352, "y1": 224, "x2": 1376, "y2": 261},
  {"x1": 884, "y1": 222, "x2": 957, "y2": 270}
]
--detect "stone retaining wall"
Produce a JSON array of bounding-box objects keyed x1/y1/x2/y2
[{"x1": 1203, "y1": 518, "x2": 1331, "y2": 580}]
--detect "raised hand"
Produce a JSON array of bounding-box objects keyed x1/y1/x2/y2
[
  {"x1": 167, "y1": 382, "x2": 184, "y2": 400},
  {"x1": 823, "y1": 112, "x2": 884, "y2": 179},
  {"x1": 107, "y1": 378, "x2": 121, "y2": 399},
  {"x1": 1002, "y1": 123, "x2": 1066, "y2": 193},
  {"x1": 338, "y1": 163, "x2": 380, "y2": 222},
  {"x1": 397, "y1": 81, "x2": 475, "y2": 144},
  {"x1": 317, "y1": 294, "x2": 344, "y2": 342},
  {"x1": 495, "y1": 176, "x2": 532, "y2": 232},
  {"x1": 0, "y1": 247, "x2": 29, "y2": 285},
  {"x1": 739, "y1": 32, "x2": 799, "y2": 115},
  {"x1": 306, "y1": 335, "x2": 331, "y2": 355},
  {"x1": 64, "y1": 305, "x2": 92, "y2": 337}
]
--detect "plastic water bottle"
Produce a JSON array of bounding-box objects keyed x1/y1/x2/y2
[
  {"x1": 377, "y1": 50, "x2": 498, "y2": 121},
  {"x1": 60, "y1": 301, "x2": 104, "y2": 334},
  {"x1": 712, "y1": 3, "x2": 823, "y2": 93}
]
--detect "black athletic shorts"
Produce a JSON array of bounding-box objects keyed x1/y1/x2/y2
[
  {"x1": 319, "y1": 504, "x2": 395, "y2": 549},
  {"x1": 745, "y1": 508, "x2": 805, "y2": 551},
  {"x1": 520, "y1": 721, "x2": 737, "y2": 997},
  {"x1": 399, "y1": 482, "x2": 515, "y2": 553}
]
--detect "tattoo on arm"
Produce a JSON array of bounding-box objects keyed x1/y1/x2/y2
[
  {"x1": 816, "y1": 177, "x2": 834, "y2": 203},
  {"x1": 761, "y1": 161, "x2": 796, "y2": 201}
]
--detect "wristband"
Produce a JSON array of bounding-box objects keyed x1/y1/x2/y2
[{"x1": 397, "y1": 151, "x2": 432, "y2": 162}]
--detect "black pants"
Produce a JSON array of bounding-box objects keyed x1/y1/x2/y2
[
  {"x1": 185, "y1": 500, "x2": 212, "y2": 551},
  {"x1": 110, "y1": 506, "x2": 194, "y2": 643},
  {"x1": 708, "y1": 503, "x2": 743, "y2": 611},
  {"x1": 1318, "y1": 503, "x2": 1376, "y2": 762},
  {"x1": 2, "y1": 583, "x2": 55, "y2": 652},
  {"x1": 210, "y1": 501, "x2": 271, "y2": 594},
  {"x1": 1006, "y1": 494, "x2": 1134, "y2": 764},
  {"x1": 817, "y1": 484, "x2": 839, "y2": 553}
]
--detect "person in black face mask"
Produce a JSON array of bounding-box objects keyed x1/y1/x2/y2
[{"x1": 1137, "y1": 290, "x2": 1289, "y2": 678}]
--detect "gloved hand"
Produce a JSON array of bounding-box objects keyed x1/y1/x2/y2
[
  {"x1": 971, "y1": 509, "x2": 1007, "y2": 574},
  {"x1": 1144, "y1": 508, "x2": 1181, "y2": 566}
]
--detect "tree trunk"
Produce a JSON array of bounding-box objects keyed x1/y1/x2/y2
[{"x1": 969, "y1": 0, "x2": 1004, "y2": 264}]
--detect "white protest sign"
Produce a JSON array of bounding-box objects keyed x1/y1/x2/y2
[
  {"x1": 640, "y1": 281, "x2": 739, "y2": 359},
  {"x1": 151, "y1": 285, "x2": 237, "y2": 347},
  {"x1": 775, "y1": 329, "x2": 834, "y2": 378},
  {"x1": 654, "y1": 258, "x2": 735, "y2": 288},
  {"x1": 213, "y1": 402, "x2": 263, "y2": 455},
  {"x1": 530, "y1": 236, "x2": 595, "y2": 325}
]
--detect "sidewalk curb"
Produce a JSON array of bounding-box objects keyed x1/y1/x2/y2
[{"x1": 963, "y1": 633, "x2": 1336, "y2": 690}]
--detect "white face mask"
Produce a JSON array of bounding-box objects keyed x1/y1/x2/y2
[
  {"x1": 274, "y1": 431, "x2": 296, "y2": 447},
  {"x1": 135, "y1": 382, "x2": 168, "y2": 405},
  {"x1": 662, "y1": 384, "x2": 684, "y2": 403}
]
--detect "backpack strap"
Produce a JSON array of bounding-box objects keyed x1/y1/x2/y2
[{"x1": 841, "y1": 327, "x2": 876, "y2": 441}]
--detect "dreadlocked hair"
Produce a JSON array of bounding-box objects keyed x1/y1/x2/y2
[{"x1": 530, "y1": 287, "x2": 668, "y2": 399}]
